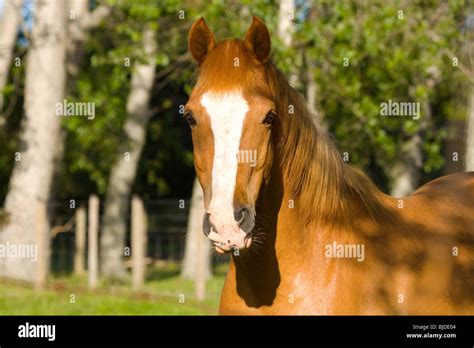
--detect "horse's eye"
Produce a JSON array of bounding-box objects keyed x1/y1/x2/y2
[
  {"x1": 184, "y1": 111, "x2": 197, "y2": 128},
  {"x1": 263, "y1": 111, "x2": 276, "y2": 126}
]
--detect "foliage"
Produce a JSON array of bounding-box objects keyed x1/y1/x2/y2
[
  {"x1": 297, "y1": 0, "x2": 468, "y2": 189},
  {"x1": 0, "y1": 0, "x2": 470, "y2": 203},
  {"x1": 61, "y1": 0, "x2": 193, "y2": 198}
]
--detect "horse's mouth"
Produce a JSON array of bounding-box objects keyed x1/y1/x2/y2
[
  {"x1": 213, "y1": 242, "x2": 231, "y2": 254},
  {"x1": 210, "y1": 232, "x2": 253, "y2": 254}
]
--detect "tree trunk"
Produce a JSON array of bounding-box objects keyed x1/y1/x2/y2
[
  {"x1": 277, "y1": 0, "x2": 295, "y2": 47},
  {"x1": 390, "y1": 129, "x2": 423, "y2": 197},
  {"x1": 304, "y1": 5, "x2": 325, "y2": 129},
  {"x1": 390, "y1": 96, "x2": 434, "y2": 197},
  {"x1": 0, "y1": 0, "x2": 67, "y2": 282},
  {"x1": 67, "y1": 1, "x2": 110, "y2": 76},
  {"x1": 466, "y1": 85, "x2": 474, "y2": 171},
  {"x1": 100, "y1": 27, "x2": 157, "y2": 278},
  {"x1": 0, "y1": 0, "x2": 22, "y2": 113},
  {"x1": 305, "y1": 57, "x2": 320, "y2": 122},
  {"x1": 277, "y1": 0, "x2": 299, "y2": 88},
  {"x1": 181, "y1": 178, "x2": 211, "y2": 280}
]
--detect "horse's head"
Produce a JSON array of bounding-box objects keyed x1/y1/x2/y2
[{"x1": 185, "y1": 17, "x2": 275, "y2": 254}]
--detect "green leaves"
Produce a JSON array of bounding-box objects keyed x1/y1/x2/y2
[
  {"x1": 3, "y1": 0, "x2": 462, "y2": 201},
  {"x1": 299, "y1": 0, "x2": 466, "y2": 190}
]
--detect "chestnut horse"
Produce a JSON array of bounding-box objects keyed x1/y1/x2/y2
[{"x1": 184, "y1": 16, "x2": 474, "y2": 314}]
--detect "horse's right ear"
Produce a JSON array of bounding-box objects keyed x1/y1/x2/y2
[{"x1": 188, "y1": 17, "x2": 215, "y2": 65}]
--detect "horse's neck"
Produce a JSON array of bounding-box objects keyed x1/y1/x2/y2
[
  {"x1": 233, "y1": 140, "x2": 382, "y2": 290},
  {"x1": 232, "y1": 147, "x2": 335, "y2": 279},
  {"x1": 230, "y1": 173, "x2": 312, "y2": 307}
]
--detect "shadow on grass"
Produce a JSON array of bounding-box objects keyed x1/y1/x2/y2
[{"x1": 146, "y1": 263, "x2": 181, "y2": 281}]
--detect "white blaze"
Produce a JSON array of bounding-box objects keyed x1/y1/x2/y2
[{"x1": 201, "y1": 91, "x2": 248, "y2": 225}]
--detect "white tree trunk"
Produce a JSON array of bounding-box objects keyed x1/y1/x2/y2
[
  {"x1": 181, "y1": 178, "x2": 211, "y2": 280},
  {"x1": 100, "y1": 27, "x2": 157, "y2": 278},
  {"x1": 278, "y1": 0, "x2": 298, "y2": 88},
  {"x1": 390, "y1": 99, "x2": 432, "y2": 197},
  {"x1": 67, "y1": 1, "x2": 110, "y2": 76},
  {"x1": 465, "y1": 86, "x2": 474, "y2": 171},
  {"x1": 304, "y1": 5, "x2": 325, "y2": 128},
  {"x1": 390, "y1": 134, "x2": 422, "y2": 197},
  {"x1": 66, "y1": 0, "x2": 90, "y2": 76},
  {"x1": 0, "y1": 0, "x2": 67, "y2": 282},
  {"x1": 277, "y1": 0, "x2": 295, "y2": 47},
  {"x1": 0, "y1": 0, "x2": 23, "y2": 113}
]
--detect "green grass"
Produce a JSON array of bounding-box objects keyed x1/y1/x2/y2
[{"x1": 0, "y1": 262, "x2": 227, "y2": 315}]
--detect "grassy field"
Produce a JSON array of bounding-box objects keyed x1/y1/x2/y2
[{"x1": 0, "y1": 263, "x2": 227, "y2": 315}]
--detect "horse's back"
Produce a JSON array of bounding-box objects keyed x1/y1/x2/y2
[
  {"x1": 409, "y1": 172, "x2": 474, "y2": 234},
  {"x1": 387, "y1": 172, "x2": 474, "y2": 314},
  {"x1": 412, "y1": 172, "x2": 474, "y2": 208}
]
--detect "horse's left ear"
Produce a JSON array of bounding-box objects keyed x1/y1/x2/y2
[{"x1": 244, "y1": 16, "x2": 271, "y2": 64}]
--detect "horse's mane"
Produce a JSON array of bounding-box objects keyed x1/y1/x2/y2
[
  {"x1": 265, "y1": 65, "x2": 390, "y2": 225},
  {"x1": 196, "y1": 39, "x2": 390, "y2": 225}
]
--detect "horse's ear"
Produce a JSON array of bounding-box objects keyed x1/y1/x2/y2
[
  {"x1": 244, "y1": 16, "x2": 271, "y2": 64},
  {"x1": 188, "y1": 17, "x2": 215, "y2": 65}
]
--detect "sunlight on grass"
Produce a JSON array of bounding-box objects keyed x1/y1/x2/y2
[{"x1": 0, "y1": 262, "x2": 227, "y2": 315}]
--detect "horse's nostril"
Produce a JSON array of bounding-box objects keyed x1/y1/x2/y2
[
  {"x1": 237, "y1": 211, "x2": 245, "y2": 224},
  {"x1": 234, "y1": 207, "x2": 249, "y2": 225},
  {"x1": 234, "y1": 205, "x2": 255, "y2": 234},
  {"x1": 202, "y1": 212, "x2": 213, "y2": 237},
  {"x1": 234, "y1": 208, "x2": 246, "y2": 224}
]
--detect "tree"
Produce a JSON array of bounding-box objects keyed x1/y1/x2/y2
[
  {"x1": 277, "y1": 0, "x2": 294, "y2": 47},
  {"x1": 0, "y1": 0, "x2": 22, "y2": 115},
  {"x1": 466, "y1": 86, "x2": 474, "y2": 171},
  {"x1": 464, "y1": 17, "x2": 474, "y2": 172},
  {"x1": 50, "y1": 1, "x2": 111, "y2": 198},
  {"x1": 300, "y1": 1, "x2": 325, "y2": 127},
  {"x1": 0, "y1": 0, "x2": 67, "y2": 282},
  {"x1": 100, "y1": 26, "x2": 158, "y2": 278},
  {"x1": 66, "y1": 1, "x2": 111, "y2": 76},
  {"x1": 301, "y1": 0, "x2": 465, "y2": 193}
]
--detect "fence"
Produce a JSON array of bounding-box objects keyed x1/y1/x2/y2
[{"x1": 49, "y1": 197, "x2": 226, "y2": 276}]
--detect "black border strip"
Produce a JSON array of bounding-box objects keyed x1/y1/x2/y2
[{"x1": 0, "y1": 315, "x2": 472, "y2": 346}]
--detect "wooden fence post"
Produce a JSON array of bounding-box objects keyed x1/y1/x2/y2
[
  {"x1": 35, "y1": 200, "x2": 48, "y2": 289},
  {"x1": 88, "y1": 195, "x2": 99, "y2": 289},
  {"x1": 195, "y1": 223, "x2": 206, "y2": 301},
  {"x1": 132, "y1": 195, "x2": 147, "y2": 290},
  {"x1": 74, "y1": 205, "x2": 86, "y2": 275},
  {"x1": 182, "y1": 178, "x2": 211, "y2": 299}
]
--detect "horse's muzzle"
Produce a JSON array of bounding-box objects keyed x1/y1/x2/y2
[{"x1": 202, "y1": 205, "x2": 255, "y2": 253}]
